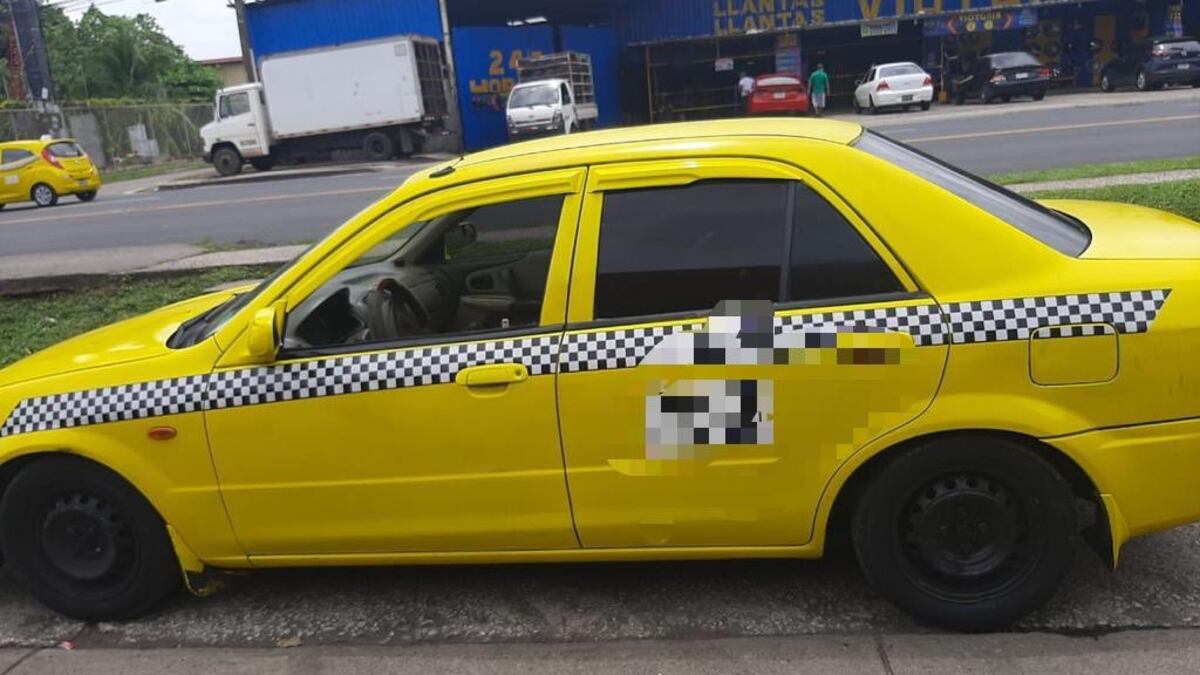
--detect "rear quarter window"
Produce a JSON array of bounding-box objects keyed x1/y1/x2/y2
[{"x1": 46, "y1": 142, "x2": 84, "y2": 158}]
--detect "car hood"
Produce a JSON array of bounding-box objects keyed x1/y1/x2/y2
[
  {"x1": 1038, "y1": 199, "x2": 1200, "y2": 260},
  {"x1": 0, "y1": 290, "x2": 234, "y2": 391}
]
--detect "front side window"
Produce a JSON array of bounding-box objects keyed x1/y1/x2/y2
[
  {"x1": 284, "y1": 195, "x2": 565, "y2": 351},
  {"x1": 594, "y1": 180, "x2": 790, "y2": 320},
  {"x1": 854, "y1": 131, "x2": 1091, "y2": 256},
  {"x1": 220, "y1": 92, "x2": 251, "y2": 119}
]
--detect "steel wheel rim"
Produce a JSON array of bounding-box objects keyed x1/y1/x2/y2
[
  {"x1": 896, "y1": 472, "x2": 1040, "y2": 603},
  {"x1": 39, "y1": 491, "x2": 138, "y2": 588}
]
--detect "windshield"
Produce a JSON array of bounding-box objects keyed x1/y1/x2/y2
[
  {"x1": 509, "y1": 85, "x2": 559, "y2": 108},
  {"x1": 854, "y1": 131, "x2": 1091, "y2": 256},
  {"x1": 989, "y1": 52, "x2": 1041, "y2": 69}
]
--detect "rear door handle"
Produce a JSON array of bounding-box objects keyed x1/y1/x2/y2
[{"x1": 455, "y1": 363, "x2": 529, "y2": 388}]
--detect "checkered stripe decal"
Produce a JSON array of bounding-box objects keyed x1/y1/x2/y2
[
  {"x1": 1035, "y1": 324, "x2": 1117, "y2": 339},
  {"x1": 0, "y1": 335, "x2": 561, "y2": 438},
  {"x1": 0, "y1": 375, "x2": 208, "y2": 438},
  {"x1": 942, "y1": 289, "x2": 1170, "y2": 345},
  {"x1": 0, "y1": 290, "x2": 1172, "y2": 438},
  {"x1": 559, "y1": 322, "x2": 703, "y2": 373},
  {"x1": 776, "y1": 303, "x2": 948, "y2": 346}
]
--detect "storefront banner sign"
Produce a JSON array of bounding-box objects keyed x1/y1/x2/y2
[
  {"x1": 922, "y1": 8, "x2": 1037, "y2": 37},
  {"x1": 715, "y1": 57, "x2": 735, "y2": 71},
  {"x1": 861, "y1": 20, "x2": 899, "y2": 37}
]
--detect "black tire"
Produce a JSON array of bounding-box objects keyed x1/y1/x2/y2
[
  {"x1": 249, "y1": 157, "x2": 275, "y2": 172},
  {"x1": 852, "y1": 98, "x2": 863, "y2": 114},
  {"x1": 868, "y1": 96, "x2": 878, "y2": 115},
  {"x1": 1100, "y1": 73, "x2": 1115, "y2": 92},
  {"x1": 1032, "y1": 90, "x2": 1045, "y2": 101},
  {"x1": 1001, "y1": 95, "x2": 1012, "y2": 103},
  {"x1": 0, "y1": 456, "x2": 180, "y2": 621},
  {"x1": 213, "y1": 146, "x2": 242, "y2": 177},
  {"x1": 363, "y1": 132, "x2": 395, "y2": 161},
  {"x1": 920, "y1": 101, "x2": 931, "y2": 111},
  {"x1": 76, "y1": 190, "x2": 97, "y2": 203},
  {"x1": 30, "y1": 183, "x2": 57, "y2": 207},
  {"x1": 1136, "y1": 70, "x2": 1149, "y2": 91},
  {"x1": 852, "y1": 436, "x2": 1077, "y2": 631},
  {"x1": 979, "y1": 88, "x2": 992, "y2": 104}
]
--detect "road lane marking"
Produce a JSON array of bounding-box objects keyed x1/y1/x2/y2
[
  {"x1": 903, "y1": 114, "x2": 1200, "y2": 143},
  {"x1": 0, "y1": 185, "x2": 392, "y2": 227}
]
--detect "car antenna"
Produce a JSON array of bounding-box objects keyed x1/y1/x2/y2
[{"x1": 429, "y1": 154, "x2": 465, "y2": 178}]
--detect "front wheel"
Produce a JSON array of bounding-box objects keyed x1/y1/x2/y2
[
  {"x1": 0, "y1": 457, "x2": 181, "y2": 621},
  {"x1": 920, "y1": 101, "x2": 931, "y2": 111},
  {"x1": 212, "y1": 146, "x2": 242, "y2": 177},
  {"x1": 1100, "y1": 73, "x2": 1115, "y2": 92},
  {"x1": 1032, "y1": 91, "x2": 1046, "y2": 101},
  {"x1": 1136, "y1": 70, "x2": 1149, "y2": 91},
  {"x1": 31, "y1": 183, "x2": 57, "y2": 207},
  {"x1": 852, "y1": 436, "x2": 1077, "y2": 631}
]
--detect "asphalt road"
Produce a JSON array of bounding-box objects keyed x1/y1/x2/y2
[{"x1": 0, "y1": 90, "x2": 1196, "y2": 258}]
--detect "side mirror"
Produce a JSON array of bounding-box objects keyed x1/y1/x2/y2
[
  {"x1": 855, "y1": 79, "x2": 863, "y2": 86},
  {"x1": 247, "y1": 305, "x2": 283, "y2": 359}
]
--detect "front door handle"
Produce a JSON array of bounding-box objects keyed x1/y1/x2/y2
[{"x1": 455, "y1": 363, "x2": 529, "y2": 388}]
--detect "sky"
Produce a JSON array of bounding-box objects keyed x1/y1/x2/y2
[{"x1": 65, "y1": 0, "x2": 242, "y2": 61}]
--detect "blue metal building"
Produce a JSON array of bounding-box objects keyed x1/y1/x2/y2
[{"x1": 242, "y1": 0, "x2": 1191, "y2": 149}]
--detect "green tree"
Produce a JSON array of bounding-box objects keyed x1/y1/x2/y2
[{"x1": 38, "y1": 4, "x2": 220, "y2": 103}]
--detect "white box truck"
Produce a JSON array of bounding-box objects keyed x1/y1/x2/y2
[
  {"x1": 506, "y1": 52, "x2": 599, "y2": 140},
  {"x1": 201, "y1": 36, "x2": 448, "y2": 176}
]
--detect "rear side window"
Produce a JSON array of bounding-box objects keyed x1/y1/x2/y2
[
  {"x1": 855, "y1": 131, "x2": 1091, "y2": 256},
  {"x1": 595, "y1": 180, "x2": 789, "y2": 318},
  {"x1": 790, "y1": 184, "x2": 904, "y2": 302},
  {"x1": 1, "y1": 149, "x2": 33, "y2": 163},
  {"x1": 46, "y1": 142, "x2": 83, "y2": 158},
  {"x1": 593, "y1": 179, "x2": 906, "y2": 320}
]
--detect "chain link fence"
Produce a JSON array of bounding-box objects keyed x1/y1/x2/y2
[{"x1": 0, "y1": 102, "x2": 213, "y2": 169}]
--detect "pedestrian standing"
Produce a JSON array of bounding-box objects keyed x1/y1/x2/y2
[
  {"x1": 808, "y1": 64, "x2": 830, "y2": 117},
  {"x1": 738, "y1": 71, "x2": 755, "y2": 101}
]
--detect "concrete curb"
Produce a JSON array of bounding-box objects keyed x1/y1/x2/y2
[
  {"x1": 1008, "y1": 168, "x2": 1200, "y2": 194},
  {"x1": 156, "y1": 166, "x2": 381, "y2": 191}
]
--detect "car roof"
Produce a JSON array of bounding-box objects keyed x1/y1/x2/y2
[
  {"x1": 446, "y1": 118, "x2": 864, "y2": 172},
  {"x1": 1149, "y1": 35, "x2": 1197, "y2": 43},
  {"x1": 0, "y1": 138, "x2": 73, "y2": 149},
  {"x1": 875, "y1": 62, "x2": 921, "y2": 69}
]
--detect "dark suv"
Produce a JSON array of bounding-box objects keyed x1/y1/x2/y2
[
  {"x1": 952, "y1": 52, "x2": 1050, "y2": 104},
  {"x1": 1100, "y1": 36, "x2": 1200, "y2": 92}
]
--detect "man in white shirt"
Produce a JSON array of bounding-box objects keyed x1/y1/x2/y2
[{"x1": 738, "y1": 72, "x2": 755, "y2": 100}]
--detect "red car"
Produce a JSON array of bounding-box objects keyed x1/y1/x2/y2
[{"x1": 747, "y1": 74, "x2": 809, "y2": 115}]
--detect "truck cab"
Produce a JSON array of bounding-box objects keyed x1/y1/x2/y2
[
  {"x1": 201, "y1": 83, "x2": 272, "y2": 176},
  {"x1": 506, "y1": 79, "x2": 582, "y2": 138}
]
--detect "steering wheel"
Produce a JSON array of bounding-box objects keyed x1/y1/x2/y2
[{"x1": 364, "y1": 278, "x2": 432, "y2": 341}]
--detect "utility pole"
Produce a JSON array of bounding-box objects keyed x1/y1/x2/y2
[
  {"x1": 230, "y1": 0, "x2": 258, "y2": 83},
  {"x1": 437, "y1": 0, "x2": 462, "y2": 151}
]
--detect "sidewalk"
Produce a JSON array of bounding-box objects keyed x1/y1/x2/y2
[
  {"x1": 2, "y1": 630, "x2": 1199, "y2": 674},
  {"x1": 1007, "y1": 168, "x2": 1200, "y2": 193}
]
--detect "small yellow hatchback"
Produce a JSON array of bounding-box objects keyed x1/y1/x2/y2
[
  {"x1": 1, "y1": 119, "x2": 1199, "y2": 630},
  {"x1": 0, "y1": 137, "x2": 101, "y2": 209}
]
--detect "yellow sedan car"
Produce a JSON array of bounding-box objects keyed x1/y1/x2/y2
[
  {"x1": 1, "y1": 119, "x2": 1198, "y2": 629},
  {"x1": 0, "y1": 137, "x2": 101, "y2": 209}
]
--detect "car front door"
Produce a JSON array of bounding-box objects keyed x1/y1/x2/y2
[
  {"x1": 216, "y1": 90, "x2": 267, "y2": 159},
  {"x1": 556, "y1": 158, "x2": 948, "y2": 548},
  {"x1": 205, "y1": 169, "x2": 586, "y2": 557}
]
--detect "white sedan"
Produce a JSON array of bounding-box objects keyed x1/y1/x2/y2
[{"x1": 853, "y1": 62, "x2": 935, "y2": 114}]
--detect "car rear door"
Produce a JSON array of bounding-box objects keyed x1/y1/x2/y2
[
  {"x1": 0, "y1": 148, "x2": 34, "y2": 202},
  {"x1": 556, "y1": 158, "x2": 949, "y2": 548}
]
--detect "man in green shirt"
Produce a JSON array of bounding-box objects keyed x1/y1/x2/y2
[{"x1": 808, "y1": 63, "x2": 830, "y2": 117}]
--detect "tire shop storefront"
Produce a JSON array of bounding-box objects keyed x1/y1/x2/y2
[{"x1": 613, "y1": 0, "x2": 1193, "y2": 120}]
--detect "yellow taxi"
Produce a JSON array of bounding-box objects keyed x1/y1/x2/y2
[
  {"x1": 1, "y1": 119, "x2": 1198, "y2": 629},
  {"x1": 0, "y1": 137, "x2": 101, "y2": 209}
]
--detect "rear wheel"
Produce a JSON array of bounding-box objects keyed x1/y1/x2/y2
[
  {"x1": 363, "y1": 132, "x2": 395, "y2": 161},
  {"x1": 76, "y1": 190, "x2": 97, "y2": 202},
  {"x1": 212, "y1": 146, "x2": 242, "y2": 177},
  {"x1": 249, "y1": 157, "x2": 275, "y2": 172},
  {"x1": 868, "y1": 96, "x2": 879, "y2": 115},
  {"x1": 31, "y1": 183, "x2": 57, "y2": 207},
  {"x1": 0, "y1": 457, "x2": 181, "y2": 621},
  {"x1": 852, "y1": 436, "x2": 1077, "y2": 631},
  {"x1": 1136, "y1": 70, "x2": 1149, "y2": 91},
  {"x1": 920, "y1": 101, "x2": 931, "y2": 111},
  {"x1": 1100, "y1": 73, "x2": 1115, "y2": 92},
  {"x1": 1001, "y1": 95, "x2": 1012, "y2": 103},
  {"x1": 979, "y1": 88, "x2": 992, "y2": 104},
  {"x1": 1032, "y1": 90, "x2": 1046, "y2": 101},
  {"x1": 853, "y1": 98, "x2": 863, "y2": 114}
]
